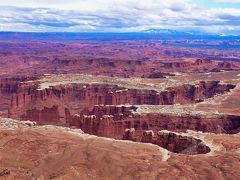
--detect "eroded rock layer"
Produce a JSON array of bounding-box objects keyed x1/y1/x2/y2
[
  {"x1": 0, "y1": 72, "x2": 239, "y2": 155},
  {"x1": 1, "y1": 39, "x2": 240, "y2": 179}
]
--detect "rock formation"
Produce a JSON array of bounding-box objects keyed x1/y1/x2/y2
[{"x1": 0, "y1": 39, "x2": 240, "y2": 179}]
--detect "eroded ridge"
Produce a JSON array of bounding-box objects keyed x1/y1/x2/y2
[
  {"x1": 1, "y1": 37, "x2": 240, "y2": 179},
  {"x1": 0, "y1": 72, "x2": 239, "y2": 155}
]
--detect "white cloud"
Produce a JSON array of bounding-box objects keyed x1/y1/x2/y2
[{"x1": 0, "y1": 0, "x2": 239, "y2": 34}]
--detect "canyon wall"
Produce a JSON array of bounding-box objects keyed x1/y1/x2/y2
[
  {"x1": 0, "y1": 78, "x2": 238, "y2": 152},
  {"x1": 67, "y1": 105, "x2": 240, "y2": 138},
  {"x1": 9, "y1": 80, "x2": 235, "y2": 121}
]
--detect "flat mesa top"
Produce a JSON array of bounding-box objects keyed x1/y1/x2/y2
[
  {"x1": 27, "y1": 71, "x2": 240, "y2": 117},
  {"x1": 36, "y1": 70, "x2": 240, "y2": 91}
]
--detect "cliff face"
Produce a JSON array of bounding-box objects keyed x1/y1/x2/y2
[
  {"x1": 155, "y1": 131, "x2": 211, "y2": 154},
  {"x1": 131, "y1": 130, "x2": 211, "y2": 155},
  {"x1": 120, "y1": 126, "x2": 211, "y2": 155},
  {"x1": 0, "y1": 77, "x2": 239, "y2": 153},
  {"x1": 67, "y1": 105, "x2": 240, "y2": 139},
  {"x1": 9, "y1": 80, "x2": 235, "y2": 120},
  {"x1": 0, "y1": 77, "x2": 36, "y2": 116},
  {"x1": 161, "y1": 59, "x2": 240, "y2": 73},
  {"x1": 161, "y1": 59, "x2": 214, "y2": 72}
]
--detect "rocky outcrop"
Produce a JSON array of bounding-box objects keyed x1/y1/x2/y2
[
  {"x1": 0, "y1": 77, "x2": 238, "y2": 152},
  {"x1": 67, "y1": 104, "x2": 240, "y2": 137},
  {"x1": 0, "y1": 78, "x2": 236, "y2": 142},
  {"x1": 155, "y1": 131, "x2": 210, "y2": 154},
  {"x1": 124, "y1": 129, "x2": 211, "y2": 154},
  {"x1": 141, "y1": 130, "x2": 155, "y2": 143},
  {"x1": 162, "y1": 59, "x2": 214, "y2": 72},
  {"x1": 22, "y1": 106, "x2": 61, "y2": 125},
  {"x1": 123, "y1": 128, "x2": 136, "y2": 141},
  {"x1": 7, "y1": 80, "x2": 235, "y2": 122},
  {"x1": 0, "y1": 77, "x2": 36, "y2": 116}
]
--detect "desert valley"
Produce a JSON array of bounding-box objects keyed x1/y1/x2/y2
[{"x1": 0, "y1": 33, "x2": 239, "y2": 179}]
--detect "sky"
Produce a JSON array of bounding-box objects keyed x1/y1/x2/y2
[{"x1": 0, "y1": 0, "x2": 240, "y2": 35}]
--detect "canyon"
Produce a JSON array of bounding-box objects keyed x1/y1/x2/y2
[
  {"x1": 1, "y1": 70, "x2": 240, "y2": 155},
  {"x1": 0, "y1": 39, "x2": 240, "y2": 179}
]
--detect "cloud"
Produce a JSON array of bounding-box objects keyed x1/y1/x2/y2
[{"x1": 0, "y1": 0, "x2": 239, "y2": 34}]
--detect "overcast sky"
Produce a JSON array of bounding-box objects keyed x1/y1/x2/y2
[{"x1": 0, "y1": 0, "x2": 240, "y2": 34}]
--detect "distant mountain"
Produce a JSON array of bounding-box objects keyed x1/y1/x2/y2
[
  {"x1": 0, "y1": 31, "x2": 239, "y2": 41},
  {"x1": 141, "y1": 28, "x2": 240, "y2": 40},
  {"x1": 142, "y1": 28, "x2": 217, "y2": 36},
  {"x1": 143, "y1": 29, "x2": 181, "y2": 34}
]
